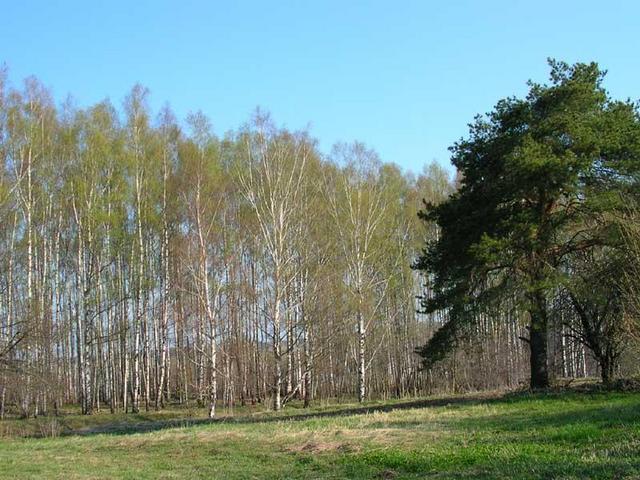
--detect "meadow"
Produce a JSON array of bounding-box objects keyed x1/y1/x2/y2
[{"x1": 1, "y1": 390, "x2": 639, "y2": 479}]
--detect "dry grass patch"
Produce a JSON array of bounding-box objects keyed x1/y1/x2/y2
[{"x1": 286, "y1": 440, "x2": 361, "y2": 454}]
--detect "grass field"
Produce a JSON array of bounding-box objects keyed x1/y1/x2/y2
[{"x1": 0, "y1": 391, "x2": 639, "y2": 479}]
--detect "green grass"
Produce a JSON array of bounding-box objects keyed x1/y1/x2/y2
[{"x1": 1, "y1": 391, "x2": 639, "y2": 479}]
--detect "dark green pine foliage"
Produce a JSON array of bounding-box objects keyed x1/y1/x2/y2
[{"x1": 414, "y1": 60, "x2": 640, "y2": 389}]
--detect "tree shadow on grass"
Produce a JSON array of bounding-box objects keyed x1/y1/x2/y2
[
  {"x1": 452, "y1": 396, "x2": 640, "y2": 436},
  {"x1": 66, "y1": 393, "x2": 502, "y2": 437}
]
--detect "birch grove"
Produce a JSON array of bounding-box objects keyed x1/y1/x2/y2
[{"x1": 0, "y1": 74, "x2": 635, "y2": 418}]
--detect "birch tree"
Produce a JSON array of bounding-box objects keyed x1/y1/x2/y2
[
  {"x1": 239, "y1": 112, "x2": 311, "y2": 411},
  {"x1": 325, "y1": 142, "x2": 389, "y2": 403}
]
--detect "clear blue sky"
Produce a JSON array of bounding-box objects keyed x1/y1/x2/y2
[{"x1": 1, "y1": 1, "x2": 638, "y2": 173}]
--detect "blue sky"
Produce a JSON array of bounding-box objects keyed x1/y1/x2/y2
[{"x1": 1, "y1": 1, "x2": 638, "y2": 174}]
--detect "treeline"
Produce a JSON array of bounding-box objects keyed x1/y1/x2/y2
[
  {"x1": 0, "y1": 61, "x2": 638, "y2": 420},
  {"x1": 415, "y1": 60, "x2": 640, "y2": 389}
]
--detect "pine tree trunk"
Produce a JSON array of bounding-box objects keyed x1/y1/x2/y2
[{"x1": 528, "y1": 293, "x2": 549, "y2": 389}]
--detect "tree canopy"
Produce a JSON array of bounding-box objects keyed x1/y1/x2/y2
[{"x1": 415, "y1": 60, "x2": 640, "y2": 388}]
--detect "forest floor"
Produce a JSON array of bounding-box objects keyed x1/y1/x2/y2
[{"x1": 0, "y1": 389, "x2": 639, "y2": 479}]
